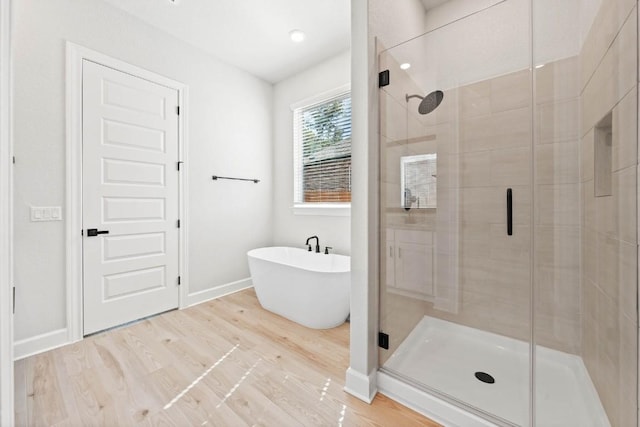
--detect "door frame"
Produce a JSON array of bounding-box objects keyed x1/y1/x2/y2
[
  {"x1": 66, "y1": 42, "x2": 189, "y2": 341},
  {"x1": 0, "y1": 0, "x2": 14, "y2": 424}
]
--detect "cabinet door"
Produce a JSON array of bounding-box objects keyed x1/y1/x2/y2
[
  {"x1": 385, "y1": 229, "x2": 395, "y2": 289},
  {"x1": 395, "y1": 230, "x2": 434, "y2": 296},
  {"x1": 396, "y1": 242, "x2": 434, "y2": 296},
  {"x1": 386, "y1": 240, "x2": 396, "y2": 289}
]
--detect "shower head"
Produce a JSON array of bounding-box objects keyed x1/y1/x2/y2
[{"x1": 405, "y1": 90, "x2": 444, "y2": 115}]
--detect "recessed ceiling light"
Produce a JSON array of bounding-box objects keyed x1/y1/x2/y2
[
  {"x1": 400, "y1": 63, "x2": 411, "y2": 70},
  {"x1": 289, "y1": 29, "x2": 306, "y2": 43}
]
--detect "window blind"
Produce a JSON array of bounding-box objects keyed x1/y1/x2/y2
[{"x1": 293, "y1": 92, "x2": 352, "y2": 204}]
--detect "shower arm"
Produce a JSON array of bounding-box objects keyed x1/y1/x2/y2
[{"x1": 405, "y1": 94, "x2": 424, "y2": 102}]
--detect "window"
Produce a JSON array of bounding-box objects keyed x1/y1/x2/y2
[
  {"x1": 293, "y1": 88, "x2": 351, "y2": 212},
  {"x1": 401, "y1": 154, "x2": 437, "y2": 209}
]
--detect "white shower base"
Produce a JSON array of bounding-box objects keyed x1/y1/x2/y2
[{"x1": 382, "y1": 316, "x2": 609, "y2": 426}]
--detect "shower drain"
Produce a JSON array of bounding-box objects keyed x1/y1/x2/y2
[{"x1": 474, "y1": 371, "x2": 495, "y2": 384}]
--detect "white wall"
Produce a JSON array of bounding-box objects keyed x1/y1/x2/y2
[
  {"x1": 12, "y1": 0, "x2": 273, "y2": 345},
  {"x1": 0, "y1": 0, "x2": 13, "y2": 422},
  {"x1": 272, "y1": 50, "x2": 351, "y2": 255}
]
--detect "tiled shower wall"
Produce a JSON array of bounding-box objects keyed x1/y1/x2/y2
[
  {"x1": 379, "y1": 55, "x2": 586, "y2": 361},
  {"x1": 579, "y1": 0, "x2": 638, "y2": 425}
]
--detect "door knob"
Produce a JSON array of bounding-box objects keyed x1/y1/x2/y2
[{"x1": 86, "y1": 228, "x2": 109, "y2": 237}]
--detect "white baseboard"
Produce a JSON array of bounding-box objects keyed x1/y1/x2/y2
[
  {"x1": 344, "y1": 367, "x2": 378, "y2": 403},
  {"x1": 185, "y1": 278, "x2": 253, "y2": 307},
  {"x1": 14, "y1": 328, "x2": 70, "y2": 360},
  {"x1": 377, "y1": 371, "x2": 498, "y2": 427}
]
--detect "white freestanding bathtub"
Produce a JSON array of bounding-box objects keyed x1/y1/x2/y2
[{"x1": 247, "y1": 247, "x2": 350, "y2": 329}]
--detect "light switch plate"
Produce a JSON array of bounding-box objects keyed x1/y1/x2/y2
[{"x1": 31, "y1": 206, "x2": 63, "y2": 222}]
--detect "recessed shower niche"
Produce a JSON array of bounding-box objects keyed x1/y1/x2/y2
[{"x1": 594, "y1": 112, "x2": 612, "y2": 197}]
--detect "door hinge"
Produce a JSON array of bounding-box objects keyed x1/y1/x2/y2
[
  {"x1": 378, "y1": 331, "x2": 389, "y2": 350},
  {"x1": 378, "y1": 70, "x2": 390, "y2": 88},
  {"x1": 176, "y1": 106, "x2": 180, "y2": 115},
  {"x1": 177, "y1": 161, "x2": 184, "y2": 171},
  {"x1": 177, "y1": 276, "x2": 181, "y2": 286},
  {"x1": 12, "y1": 156, "x2": 15, "y2": 164},
  {"x1": 12, "y1": 286, "x2": 16, "y2": 314},
  {"x1": 177, "y1": 219, "x2": 181, "y2": 228}
]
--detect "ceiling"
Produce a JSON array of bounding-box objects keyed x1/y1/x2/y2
[
  {"x1": 100, "y1": 0, "x2": 351, "y2": 83},
  {"x1": 421, "y1": 0, "x2": 450, "y2": 10}
]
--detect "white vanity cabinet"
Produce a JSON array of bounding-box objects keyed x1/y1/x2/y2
[{"x1": 386, "y1": 228, "x2": 434, "y2": 300}]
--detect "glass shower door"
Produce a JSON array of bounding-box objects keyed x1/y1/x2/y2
[{"x1": 377, "y1": 2, "x2": 533, "y2": 425}]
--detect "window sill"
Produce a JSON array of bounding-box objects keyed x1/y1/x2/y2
[{"x1": 292, "y1": 204, "x2": 351, "y2": 217}]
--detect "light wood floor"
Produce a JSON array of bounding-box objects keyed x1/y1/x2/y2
[{"x1": 14, "y1": 288, "x2": 440, "y2": 426}]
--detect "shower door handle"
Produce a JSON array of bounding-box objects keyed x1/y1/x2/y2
[{"x1": 506, "y1": 188, "x2": 513, "y2": 236}]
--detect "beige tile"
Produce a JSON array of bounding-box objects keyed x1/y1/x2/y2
[
  {"x1": 582, "y1": 227, "x2": 597, "y2": 283},
  {"x1": 490, "y1": 147, "x2": 531, "y2": 186},
  {"x1": 581, "y1": 0, "x2": 637, "y2": 88},
  {"x1": 619, "y1": 315, "x2": 638, "y2": 402},
  {"x1": 617, "y1": 239, "x2": 638, "y2": 321},
  {"x1": 581, "y1": 10, "x2": 637, "y2": 136},
  {"x1": 596, "y1": 291, "x2": 621, "y2": 427},
  {"x1": 596, "y1": 233, "x2": 621, "y2": 301},
  {"x1": 537, "y1": 98, "x2": 580, "y2": 144},
  {"x1": 535, "y1": 141, "x2": 580, "y2": 185},
  {"x1": 459, "y1": 107, "x2": 531, "y2": 153},
  {"x1": 535, "y1": 264, "x2": 581, "y2": 318},
  {"x1": 489, "y1": 107, "x2": 532, "y2": 151},
  {"x1": 459, "y1": 80, "x2": 491, "y2": 118},
  {"x1": 489, "y1": 224, "x2": 531, "y2": 265},
  {"x1": 536, "y1": 183, "x2": 580, "y2": 226},
  {"x1": 580, "y1": 130, "x2": 595, "y2": 183},
  {"x1": 581, "y1": 280, "x2": 599, "y2": 377},
  {"x1": 434, "y1": 87, "x2": 458, "y2": 125},
  {"x1": 582, "y1": 180, "x2": 596, "y2": 231},
  {"x1": 380, "y1": 90, "x2": 408, "y2": 142},
  {"x1": 535, "y1": 56, "x2": 580, "y2": 105},
  {"x1": 613, "y1": 165, "x2": 637, "y2": 243},
  {"x1": 490, "y1": 69, "x2": 531, "y2": 113},
  {"x1": 535, "y1": 225, "x2": 580, "y2": 269},
  {"x1": 595, "y1": 188, "x2": 617, "y2": 237},
  {"x1": 534, "y1": 313, "x2": 581, "y2": 355},
  {"x1": 458, "y1": 114, "x2": 495, "y2": 153},
  {"x1": 612, "y1": 86, "x2": 638, "y2": 172},
  {"x1": 459, "y1": 187, "x2": 497, "y2": 224},
  {"x1": 459, "y1": 151, "x2": 491, "y2": 188}
]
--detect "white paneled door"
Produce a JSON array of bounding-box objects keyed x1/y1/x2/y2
[{"x1": 82, "y1": 60, "x2": 180, "y2": 335}]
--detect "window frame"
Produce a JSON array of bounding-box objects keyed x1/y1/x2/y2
[{"x1": 291, "y1": 84, "x2": 351, "y2": 217}]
